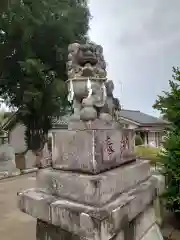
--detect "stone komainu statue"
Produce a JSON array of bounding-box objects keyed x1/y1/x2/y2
[
  {"x1": 66, "y1": 42, "x2": 120, "y2": 122},
  {"x1": 67, "y1": 42, "x2": 107, "y2": 79}
]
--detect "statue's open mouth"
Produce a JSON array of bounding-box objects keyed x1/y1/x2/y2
[{"x1": 78, "y1": 56, "x2": 98, "y2": 66}]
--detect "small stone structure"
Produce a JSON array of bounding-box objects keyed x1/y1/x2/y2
[
  {"x1": 0, "y1": 144, "x2": 20, "y2": 177},
  {"x1": 18, "y1": 43, "x2": 163, "y2": 239}
]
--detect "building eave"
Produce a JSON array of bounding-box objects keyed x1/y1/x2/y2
[
  {"x1": 119, "y1": 116, "x2": 170, "y2": 127},
  {"x1": 119, "y1": 116, "x2": 141, "y2": 126}
]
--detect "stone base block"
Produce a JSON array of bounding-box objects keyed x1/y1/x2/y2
[
  {"x1": 124, "y1": 206, "x2": 163, "y2": 240},
  {"x1": 133, "y1": 206, "x2": 156, "y2": 240},
  {"x1": 18, "y1": 177, "x2": 157, "y2": 240},
  {"x1": 141, "y1": 224, "x2": 163, "y2": 240},
  {"x1": 152, "y1": 174, "x2": 165, "y2": 196},
  {"x1": 52, "y1": 127, "x2": 135, "y2": 174},
  {"x1": 36, "y1": 219, "x2": 83, "y2": 240},
  {"x1": 37, "y1": 160, "x2": 150, "y2": 206},
  {"x1": 36, "y1": 205, "x2": 163, "y2": 240}
]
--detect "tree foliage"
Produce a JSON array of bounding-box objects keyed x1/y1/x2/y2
[
  {"x1": 135, "y1": 135, "x2": 143, "y2": 146},
  {"x1": 153, "y1": 67, "x2": 180, "y2": 214},
  {"x1": 0, "y1": 0, "x2": 90, "y2": 151}
]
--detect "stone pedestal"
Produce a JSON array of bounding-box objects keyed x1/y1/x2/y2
[
  {"x1": 18, "y1": 122, "x2": 163, "y2": 240},
  {"x1": 36, "y1": 205, "x2": 163, "y2": 240},
  {"x1": 52, "y1": 123, "x2": 135, "y2": 174}
]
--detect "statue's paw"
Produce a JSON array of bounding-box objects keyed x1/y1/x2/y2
[{"x1": 80, "y1": 107, "x2": 97, "y2": 121}]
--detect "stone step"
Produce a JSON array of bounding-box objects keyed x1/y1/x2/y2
[
  {"x1": 36, "y1": 160, "x2": 151, "y2": 206},
  {"x1": 18, "y1": 177, "x2": 156, "y2": 240}
]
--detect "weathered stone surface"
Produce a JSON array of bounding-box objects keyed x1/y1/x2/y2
[
  {"x1": 154, "y1": 197, "x2": 163, "y2": 226},
  {"x1": 141, "y1": 224, "x2": 164, "y2": 240},
  {"x1": 112, "y1": 207, "x2": 163, "y2": 240},
  {"x1": 152, "y1": 174, "x2": 165, "y2": 196},
  {"x1": 67, "y1": 43, "x2": 107, "y2": 79},
  {"x1": 37, "y1": 160, "x2": 150, "y2": 206},
  {"x1": 36, "y1": 219, "x2": 82, "y2": 240},
  {"x1": 68, "y1": 119, "x2": 120, "y2": 130},
  {"x1": 110, "y1": 177, "x2": 156, "y2": 234},
  {"x1": 18, "y1": 177, "x2": 156, "y2": 239},
  {"x1": 52, "y1": 128, "x2": 135, "y2": 174},
  {"x1": 152, "y1": 173, "x2": 166, "y2": 226},
  {"x1": 18, "y1": 189, "x2": 56, "y2": 223},
  {"x1": 113, "y1": 231, "x2": 124, "y2": 240},
  {"x1": 133, "y1": 207, "x2": 156, "y2": 240},
  {"x1": 36, "y1": 219, "x2": 126, "y2": 240},
  {"x1": 34, "y1": 193, "x2": 164, "y2": 240},
  {"x1": 33, "y1": 206, "x2": 164, "y2": 240}
]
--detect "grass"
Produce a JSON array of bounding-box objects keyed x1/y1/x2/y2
[{"x1": 135, "y1": 145, "x2": 162, "y2": 165}]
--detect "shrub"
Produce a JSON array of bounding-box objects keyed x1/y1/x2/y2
[
  {"x1": 135, "y1": 135, "x2": 143, "y2": 146},
  {"x1": 153, "y1": 66, "x2": 180, "y2": 214},
  {"x1": 158, "y1": 130, "x2": 180, "y2": 214},
  {"x1": 135, "y1": 146, "x2": 161, "y2": 165}
]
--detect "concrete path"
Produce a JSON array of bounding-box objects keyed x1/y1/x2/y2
[{"x1": 0, "y1": 174, "x2": 36, "y2": 240}]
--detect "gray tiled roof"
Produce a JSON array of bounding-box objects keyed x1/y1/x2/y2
[
  {"x1": 119, "y1": 109, "x2": 169, "y2": 125},
  {"x1": 52, "y1": 110, "x2": 169, "y2": 127}
]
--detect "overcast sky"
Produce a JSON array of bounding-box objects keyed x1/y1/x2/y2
[{"x1": 89, "y1": 0, "x2": 180, "y2": 116}]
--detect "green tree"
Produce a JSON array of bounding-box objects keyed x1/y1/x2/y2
[
  {"x1": 153, "y1": 66, "x2": 180, "y2": 214},
  {"x1": 0, "y1": 0, "x2": 90, "y2": 155},
  {"x1": 135, "y1": 135, "x2": 143, "y2": 146},
  {"x1": 0, "y1": 0, "x2": 11, "y2": 12}
]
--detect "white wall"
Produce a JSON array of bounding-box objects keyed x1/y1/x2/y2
[
  {"x1": 144, "y1": 131, "x2": 163, "y2": 147},
  {"x1": 128, "y1": 122, "x2": 138, "y2": 129},
  {"x1": 148, "y1": 132, "x2": 155, "y2": 145}
]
